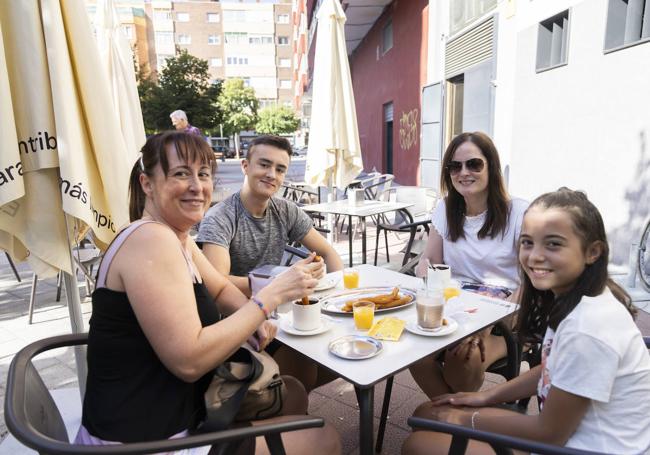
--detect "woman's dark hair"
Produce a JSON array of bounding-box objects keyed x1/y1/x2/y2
[
  {"x1": 515, "y1": 188, "x2": 634, "y2": 344},
  {"x1": 440, "y1": 132, "x2": 510, "y2": 241},
  {"x1": 128, "y1": 131, "x2": 215, "y2": 221}
]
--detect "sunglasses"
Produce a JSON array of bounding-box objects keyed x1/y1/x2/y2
[{"x1": 446, "y1": 158, "x2": 485, "y2": 175}]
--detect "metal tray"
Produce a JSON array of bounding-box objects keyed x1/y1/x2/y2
[
  {"x1": 320, "y1": 286, "x2": 416, "y2": 315},
  {"x1": 328, "y1": 335, "x2": 383, "y2": 360}
]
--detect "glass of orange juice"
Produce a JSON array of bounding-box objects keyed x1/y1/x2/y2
[
  {"x1": 343, "y1": 267, "x2": 360, "y2": 289},
  {"x1": 353, "y1": 301, "x2": 375, "y2": 331}
]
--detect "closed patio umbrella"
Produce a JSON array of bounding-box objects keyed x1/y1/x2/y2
[
  {"x1": 0, "y1": 0, "x2": 132, "y2": 391},
  {"x1": 304, "y1": 0, "x2": 363, "y2": 191},
  {"x1": 95, "y1": 0, "x2": 145, "y2": 160}
]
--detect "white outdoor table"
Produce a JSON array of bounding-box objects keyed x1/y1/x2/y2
[
  {"x1": 301, "y1": 200, "x2": 414, "y2": 267},
  {"x1": 274, "y1": 265, "x2": 518, "y2": 455}
]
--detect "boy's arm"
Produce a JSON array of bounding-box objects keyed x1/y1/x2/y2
[{"x1": 202, "y1": 243, "x2": 251, "y2": 296}]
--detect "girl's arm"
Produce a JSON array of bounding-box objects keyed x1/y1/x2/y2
[
  {"x1": 415, "y1": 229, "x2": 444, "y2": 277},
  {"x1": 432, "y1": 365, "x2": 541, "y2": 407}
]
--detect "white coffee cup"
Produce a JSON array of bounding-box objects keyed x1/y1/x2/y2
[
  {"x1": 427, "y1": 264, "x2": 451, "y2": 290},
  {"x1": 292, "y1": 299, "x2": 322, "y2": 331}
]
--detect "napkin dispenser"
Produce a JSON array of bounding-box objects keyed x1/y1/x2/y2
[
  {"x1": 248, "y1": 264, "x2": 288, "y2": 295},
  {"x1": 348, "y1": 188, "x2": 364, "y2": 206}
]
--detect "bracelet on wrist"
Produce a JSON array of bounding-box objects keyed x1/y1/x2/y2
[
  {"x1": 251, "y1": 296, "x2": 270, "y2": 320},
  {"x1": 470, "y1": 411, "x2": 479, "y2": 430}
]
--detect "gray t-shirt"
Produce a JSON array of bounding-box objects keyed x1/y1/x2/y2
[{"x1": 197, "y1": 191, "x2": 313, "y2": 277}]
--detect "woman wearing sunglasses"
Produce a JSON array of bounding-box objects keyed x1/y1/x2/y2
[{"x1": 410, "y1": 131, "x2": 528, "y2": 399}]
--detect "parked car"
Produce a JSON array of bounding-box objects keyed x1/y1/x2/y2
[{"x1": 211, "y1": 145, "x2": 235, "y2": 160}]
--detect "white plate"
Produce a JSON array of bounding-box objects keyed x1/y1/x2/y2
[
  {"x1": 314, "y1": 277, "x2": 340, "y2": 292},
  {"x1": 320, "y1": 287, "x2": 416, "y2": 314},
  {"x1": 279, "y1": 316, "x2": 333, "y2": 336},
  {"x1": 405, "y1": 317, "x2": 458, "y2": 337}
]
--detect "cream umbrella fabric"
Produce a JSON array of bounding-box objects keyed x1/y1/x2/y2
[
  {"x1": 0, "y1": 0, "x2": 131, "y2": 278},
  {"x1": 1, "y1": 0, "x2": 133, "y2": 391},
  {"x1": 95, "y1": 0, "x2": 145, "y2": 161},
  {"x1": 304, "y1": 0, "x2": 363, "y2": 190}
]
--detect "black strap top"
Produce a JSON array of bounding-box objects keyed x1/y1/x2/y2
[{"x1": 82, "y1": 221, "x2": 220, "y2": 442}]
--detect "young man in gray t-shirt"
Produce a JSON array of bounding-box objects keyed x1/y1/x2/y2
[{"x1": 197, "y1": 135, "x2": 342, "y2": 296}]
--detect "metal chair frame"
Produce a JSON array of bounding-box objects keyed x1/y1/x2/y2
[
  {"x1": 405, "y1": 337, "x2": 650, "y2": 455},
  {"x1": 4, "y1": 333, "x2": 324, "y2": 455}
]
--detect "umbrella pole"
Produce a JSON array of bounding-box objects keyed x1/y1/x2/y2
[{"x1": 62, "y1": 270, "x2": 87, "y2": 398}]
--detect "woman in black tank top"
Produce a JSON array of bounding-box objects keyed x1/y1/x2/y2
[{"x1": 76, "y1": 132, "x2": 341, "y2": 454}]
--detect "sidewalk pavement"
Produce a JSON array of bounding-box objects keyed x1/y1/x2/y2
[{"x1": 1, "y1": 225, "x2": 649, "y2": 454}]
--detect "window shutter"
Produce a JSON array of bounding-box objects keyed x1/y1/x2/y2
[{"x1": 445, "y1": 16, "x2": 495, "y2": 79}]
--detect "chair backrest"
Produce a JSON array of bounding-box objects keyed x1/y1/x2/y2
[{"x1": 361, "y1": 174, "x2": 394, "y2": 201}]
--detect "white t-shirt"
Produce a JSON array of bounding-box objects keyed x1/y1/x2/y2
[
  {"x1": 431, "y1": 197, "x2": 528, "y2": 290},
  {"x1": 538, "y1": 288, "x2": 650, "y2": 453}
]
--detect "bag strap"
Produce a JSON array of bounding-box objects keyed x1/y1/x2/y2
[{"x1": 198, "y1": 346, "x2": 263, "y2": 432}]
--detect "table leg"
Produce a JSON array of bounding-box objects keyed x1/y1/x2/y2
[
  {"x1": 355, "y1": 385, "x2": 375, "y2": 455},
  {"x1": 361, "y1": 216, "x2": 367, "y2": 264},
  {"x1": 348, "y1": 214, "x2": 354, "y2": 267}
]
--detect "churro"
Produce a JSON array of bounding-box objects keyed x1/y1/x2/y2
[{"x1": 341, "y1": 288, "x2": 413, "y2": 312}]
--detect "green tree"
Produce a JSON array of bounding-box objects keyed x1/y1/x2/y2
[
  {"x1": 138, "y1": 50, "x2": 223, "y2": 133},
  {"x1": 217, "y1": 78, "x2": 259, "y2": 158},
  {"x1": 255, "y1": 105, "x2": 300, "y2": 135}
]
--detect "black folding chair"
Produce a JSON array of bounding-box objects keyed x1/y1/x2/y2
[
  {"x1": 4, "y1": 333, "x2": 324, "y2": 455},
  {"x1": 406, "y1": 337, "x2": 650, "y2": 455}
]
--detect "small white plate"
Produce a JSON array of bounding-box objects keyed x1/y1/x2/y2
[
  {"x1": 405, "y1": 317, "x2": 459, "y2": 337},
  {"x1": 279, "y1": 317, "x2": 333, "y2": 336},
  {"x1": 314, "y1": 277, "x2": 340, "y2": 292}
]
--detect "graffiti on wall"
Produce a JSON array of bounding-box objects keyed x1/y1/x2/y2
[{"x1": 399, "y1": 109, "x2": 419, "y2": 150}]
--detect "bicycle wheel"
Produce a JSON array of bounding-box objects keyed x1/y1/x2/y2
[{"x1": 638, "y1": 217, "x2": 650, "y2": 292}]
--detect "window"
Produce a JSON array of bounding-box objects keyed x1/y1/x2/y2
[
  {"x1": 259, "y1": 99, "x2": 276, "y2": 109},
  {"x1": 605, "y1": 0, "x2": 650, "y2": 51},
  {"x1": 279, "y1": 79, "x2": 291, "y2": 89},
  {"x1": 153, "y1": 10, "x2": 172, "y2": 21},
  {"x1": 223, "y1": 10, "x2": 246, "y2": 22},
  {"x1": 210, "y1": 58, "x2": 223, "y2": 67},
  {"x1": 536, "y1": 10, "x2": 569, "y2": 71},
  {"x1": 177, "y1": 34, "x2": 191, "y2": 45},
  {"x1": 249, "y1": 35, "x2": 273, "y2": 45},
  {"x1": 449, "y1": 0, "x2": 498, "y2": 35},
  {"x1": 382, "y1": 19, "x2": 393, "y2": 54},
  {"x1": 176, "y1": 12, "x2": 189, "y2": 22},
  {"x1": 207, "y1": 12, "x2": 220, "y2": 23},
  {"x1": 225, "y1": 32, "x2": 247, "y2": 44},
  {"x1": 157, "y1": 54, "x2": 172, "y2": 69},
  {"x1": 226, "y1": 56, "x2": 249, "y2": 65},
  {"x1": 155, "y1": 31, "x2": 174, "y2": 47},
  {"x1": 279, "y1": 58, "x2": 291, "y2": 67},
  {"x1": 277, "y1": 14, "x2": 290, "y2": 24},
  {"x1": 278, "y1": 36, "x2": 289, "y2": 45},
  {"x1": 242, "y1": 78, "x2": 251, "y2": 87},
  {"x1": 208, "y1": 35, "x2": 221, "y2": 45},
  {"x1": 122, "y1": 24, "x2": 133, "y2": 39}
]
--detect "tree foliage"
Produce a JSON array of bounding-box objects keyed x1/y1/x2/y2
[
  {"x1": 217, "y1": 78, "x2": 259, "y2": 137},
  {"x1": 255, "y1": 105, "x2": 300, "y2": 135},
  {"x1": 138, "y1": 50, "x2": 222, "y2": 133}
]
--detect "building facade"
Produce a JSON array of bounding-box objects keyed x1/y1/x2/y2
[{"x1": 86, "y1": 0, "x2": 297, "y2": 110}]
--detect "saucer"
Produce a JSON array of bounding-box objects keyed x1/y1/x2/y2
[
  {"x1": 404, "y1": 317, "x2": 458, "y2": 337},
  {"x1": 279, "y1": 317, "x2": 333, "y2": 336},
  {"x1": 314, "y1": 277, "x2": 340, "y2": 292}
]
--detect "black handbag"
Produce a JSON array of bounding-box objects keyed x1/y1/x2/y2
[{"x1": 198, "y1": 343, "x2": 286, "y2": 432}]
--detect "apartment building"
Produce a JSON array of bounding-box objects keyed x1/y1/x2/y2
[
  {"x1": 86, "y1": 0, "x2": 296, "y2": 109},
  {"x1": 291, "y1": 0, "x2": 310, "y2": 145}
]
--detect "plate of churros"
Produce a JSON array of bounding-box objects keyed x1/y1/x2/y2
[{"x1": 320, "y1": 287, "x2": 416, "y2": 314}]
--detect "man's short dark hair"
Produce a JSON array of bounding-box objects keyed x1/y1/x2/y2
[{"x1": 247, "y1": 135, "x2": 293, "y2": 160}]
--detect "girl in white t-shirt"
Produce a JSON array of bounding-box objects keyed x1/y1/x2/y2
[
  {"x1": 403, "y1": 188, "x2": 650, "y2": 455},
  {"x1": 411, "y1": 132, "x2": 527, "y2": 399}
]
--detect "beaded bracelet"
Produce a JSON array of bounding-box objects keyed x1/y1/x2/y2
[{"x1": 252, "y1": 296, "x2": 270, "y2": 320}]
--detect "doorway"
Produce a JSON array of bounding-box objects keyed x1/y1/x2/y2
[{"x1": 383, "y1": 102, "x2": 394, "y2": 174}]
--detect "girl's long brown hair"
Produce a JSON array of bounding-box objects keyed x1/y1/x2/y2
[
  {"x1": 515, "y1": 188, "x2": 634, "y2": 344},
  {"x1": 440, "y1": 132, "x2": 510, "y2": 242},
  {"x1": 128, "y1": 132, "x2": 215, "y2": 222}
]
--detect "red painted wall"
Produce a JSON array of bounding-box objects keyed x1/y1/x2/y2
[{"x1": 349, "y1": 0, "x2": 428, "y2": 185}]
